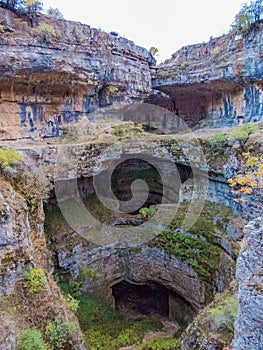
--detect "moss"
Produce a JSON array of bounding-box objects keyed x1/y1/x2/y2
[
  {"x1": 135, "y1": 337, "x2": 181, "y2": 350},
  {"x1": 58, "y1": 283, "x2": 161, "y2": 349},
  {"x1": 150, "y1": 201, "x2": 236, "y2": 283}
]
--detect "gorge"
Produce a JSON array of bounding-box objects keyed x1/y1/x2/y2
[{"x1": 0, "y1": 4, "x2": 262, "y2": 350}]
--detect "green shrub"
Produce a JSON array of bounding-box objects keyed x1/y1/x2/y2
[
  {"x1": 229, "y1": 122, "x2": 259, "y2": 142},
  {"x1": 115, "y1": 327, "x2": 141, "y2": 347},
  {"x1": 208, "y1": 131, "x2": 228, "y2": 147},
  {"x1": 84, "y1": 329, "x2": 114, "y2": 350},
  {"x1": 209, "y1": 295, "x2": 238, "y2": 332},
  {"x1": 17, "y1": 328, "x2": 47, "y2": 350},
  {"x1": 47, "y1": 7, "x2": 64, "y2": 19},
  {"x1": 136, "y1": 336, "x2": 181, "y2": 350},
  {"x1": 113, "y1": 125, "x2": 125, "y2": 137},
  {"x1": 107, "y1": 86, "x2": 118, "y2": 94},
  {"x1": 78, "y1": 267, "x2": 101, "y2": 280},
  {"x1": 158, "y1": 70, "x2": 170, "y2": 79},
  {"x1": 0, "y1": 23, "x2": 4, "y2": 32},
  {"x1": 23, "y1": 268, "x2": 46, "y2": 294},
  {"x1": 0, "y1": 148, "x2": 23, "y2": 168},
  {"x1": 66, "y1": 293, "x2": 79, "y2": 313},
  {"x1": 37, "y1": 23, "x2": 56, "y2": 36},
  {"x1": 139, "y1": 207, "x2": 156, "y2": 218},
  {"x1": 45, "y1": 317, "x2": 76, "y2": 350}
]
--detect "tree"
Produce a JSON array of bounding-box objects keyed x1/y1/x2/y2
[
  {"x1": 46, "y1": 6, "x2": 64, "y2": 20},
  {"x1": 149, "y1": 46, "x2": 159, "y2": 57},
  {"x1": 24, "y1": 0, "x2": 42, "y2": 14},
  {"x1": 232, "y1": 0, "x2": 263, "y2": 35},
  {"x1": 228, "y1": 153, "x2": 263, "y2": 203}
]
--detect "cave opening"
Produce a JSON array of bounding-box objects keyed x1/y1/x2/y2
[{"x1": 112, "y1": 280, "x2": 195, "y2": 325}]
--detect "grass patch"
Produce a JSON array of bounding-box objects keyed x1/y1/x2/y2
[
  {"x1": 209, "y1": 295, "x2": 238, "y2": 332},
  {"x1": 151, "y1": 201, "x2": 235, "y2": 282},
  {"x1": 0, "y1": 148, "x2": 23, "y2": 168},
  {"x1": 135, "y1": 336, "x2": 181, "y2": 350},
  {"x1": 58, "y1": 283, "x2": 161, "y2": 349}
]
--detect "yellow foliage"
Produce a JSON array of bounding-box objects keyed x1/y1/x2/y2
[
  {"x1": 229, "y1": 154, "x2": 262, "y2": 203},
  {"x1": 246, "y1": 157, "x2": 258, "y2": 167}
]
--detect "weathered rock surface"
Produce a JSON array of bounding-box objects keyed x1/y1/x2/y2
[
  {"x1": 150, "y1": 24, "x2": 263, "y2": 127},
  {"x1": 0, "y1": 7, "x2": 155, "y2": 140},
  {"x1": 233, "y1": 217, "x2": 263, "y2": 350},
  {"x1": 0, "y1": 179, "x2": 87, "y2": 350}
]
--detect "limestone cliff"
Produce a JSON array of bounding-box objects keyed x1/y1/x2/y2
[
  {"x1": 0, "y1": 179, "x2": 86, "y2": 350},
  {"x1": 233, "y1": 217, "x2": 263, "y2": 350},
  {"x1": 0, "y1": 7, "x2": 155, "y2": 140},
  {"x1": 150, "y1": 23, "x2": 263, "y2": 128}
]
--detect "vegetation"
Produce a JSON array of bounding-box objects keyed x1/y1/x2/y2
[
  {"x1": 15, "y1": 165, "x2": 53, "y2": 210},
  {"x1": 113, "y1": 123, "x2": 143, "y2": 138},
  {"x1": 0, "y1": 148, "x2": 23, "y2": 168},
  {"x1": 209, "y1": 295, "x2": 238, "y2": 332},
  {"x1": 158, "y1": 70, "x2": 170, "y2": 79},
  {"x1": 228, "y1": 122, "x2": 259, "y2": 142},
  {"x1": 208, "y1": 122, "x2": 258, "y2": 148},
  {"x1": 149, "y1": 46, "x2": 159, "y2": 57},
  {"x1": 46, "y1": 6, "x2": 63, "y2": 19},
  {"x1": 151, "y1": 201, "x2": 235, "y2": 282},
  {"x1": 228, "y1": 153, "x2": 263, "y2": 203},
  {"x1": 139, "y1": 207, "x2": 156, "y2": 218},
  {"x1": 23, "y1": 268, "x2": 46, "y2": 294},
  {"x1": 232, "y1": 0, "x2": 263, "y2": 35},
  {"x1": 58, "y1": 283, "x2": 161, "y2": 350},
  {"x1": 65, "y1": 293, "x2": 80, "y2": 313},
  {"x1": 107, "y1": 86, "x2": 119, "y2": 94},
  {"x1": 37, "y1": 23, "x2": 56, "y2": 36},
  {"x1": 17, "y1": 328, "x2": 47, "y2": 350},
  {"x1": 135, "y1": 337, "x2": 181, "y2": 350},
  {"x1": 45, "y1": 317, "x2": 76, "y2": 350}
]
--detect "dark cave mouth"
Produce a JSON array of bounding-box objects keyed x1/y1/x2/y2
[{"x1": 112, "y1": 280, "x2": 195, "y2": 325}]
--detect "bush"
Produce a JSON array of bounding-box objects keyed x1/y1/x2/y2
[
  {"x1": 139, "y1": 207, "x2": 156, "y2": 218},
  {"x1": 136, "y1": 337, "x2": 181, "y2": 350},
  {"x1": 84, "y1": 329, "x2": 114, "y2": 350},
  {"x1": 107, "y1": 86, "x2": 118, "y2": 94},
  {"x1": 45, "y1": 318, "x2": 76, "y2": 350},
  {"x1": 0, "y1": 148, "x2": 23, "y2": 168},
  {"x1": 209, "y1": 295, "x2": 238, "y2": 332},
  {"x1": 229, "y1": 122, "x2": 259, "y2": 142},
  {"x1": 113, "y1": 125, "x2": 125, "y2": 137},
  {"x1": 17, "y1": 328, "x2": 47, "y2": 350},
  {"x1": 78, "y1": 267, "x2": 101, "y2": 280},
  {"x1": 115, "y1": 327, "x2": 141, "y2": 347},
  {"x1": 46, "y1": 7, "x2": 64, "y2": 19},
  {"x1": 23, "y1": 268, "x2": 46, "y2": 294},
  {"x1": 208, "y1": 131, "x2": 228, "y2": 147},
  {"x1": 66, "y1": 293, "x2": 79, "y2": 313},
  {"x1": 37, "y1": 23, "x2": 56, "y2": 36}
]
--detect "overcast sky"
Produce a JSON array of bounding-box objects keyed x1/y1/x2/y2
[{"x1": 43, "y1": 0, "x2": 245, "y2": 62}]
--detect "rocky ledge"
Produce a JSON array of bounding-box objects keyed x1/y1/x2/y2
[
  {"x1": 0, "y1": 7, "x2": 155, "y2": 140},
  {"x1": 150, "y1": 23, "x2": 263, "y2": 128}
]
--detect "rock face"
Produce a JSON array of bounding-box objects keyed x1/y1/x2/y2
[
  {"x1": 0, "y1": 179, "x2": 48, "y2": 297},
  {"x1": 0, "y1": 7, "x2": 155, "y2": 140},
  {"x1": 0, "y1": 179, "x2": 87, "y2": 350},
  {"x1": 233, "y1": 217, "x2": 263, "y2": 350},
  {"x1": 150, "y1": 24, "x2": 263, "y2": 127}
]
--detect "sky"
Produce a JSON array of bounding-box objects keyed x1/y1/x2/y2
[{"x1": 42, "y1": 0, "x2": 245, "y2": 62}]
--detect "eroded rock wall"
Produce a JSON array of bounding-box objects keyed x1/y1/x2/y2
[
  {"x1": 0, "y1": 7, "x2": 155, "y2": 140},
  {"x1": 151, "y1": 24, "x2": 263, "y2": 127},
  {"x1": 233, "y1": 218, "x2": 263, "y2": 350},
  {"x1": 0, "y1": 179, "x2": 87, "y2": 350}
]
